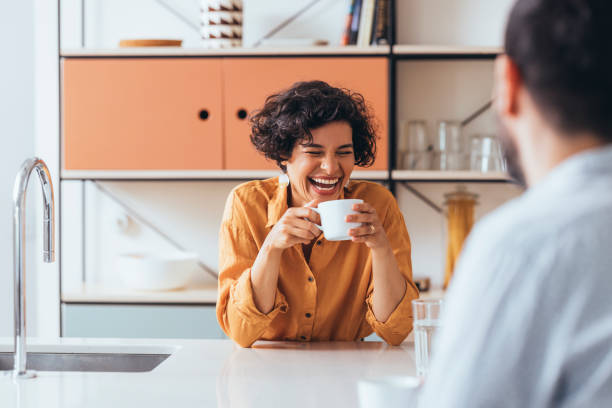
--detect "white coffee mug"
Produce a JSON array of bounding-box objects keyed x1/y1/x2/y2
[{"x1": 311, "y1": 199, "x2": 363, "y2": 241}]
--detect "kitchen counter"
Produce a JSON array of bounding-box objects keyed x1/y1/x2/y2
[{"x1": 0, "y1": 337, "x2": 417, "y2": 407}]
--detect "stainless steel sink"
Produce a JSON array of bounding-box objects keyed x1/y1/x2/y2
[{"x1": 0, "y1": 352, "x2": 170, "y2": 373}]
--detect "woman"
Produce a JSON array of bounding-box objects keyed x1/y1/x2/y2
[{"x1": 217, "y1": 80, "x2": 418, "y2": 347}]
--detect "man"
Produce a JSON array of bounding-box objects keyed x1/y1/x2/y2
[{"x1": 419, "y1": 0, "x2": 612, "y2": 406}]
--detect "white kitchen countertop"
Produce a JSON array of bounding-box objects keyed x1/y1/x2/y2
[{"x1": 0, "y1": 337, "x2": 418, "y2": 407}]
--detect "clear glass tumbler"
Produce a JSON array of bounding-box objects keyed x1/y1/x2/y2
[
  {"x1": 469, "y1": 134, "x2": 504, "y2": 172},
  {"x1": 435, "y1": 121, "x2": 464, "y2": 152},
  {"x1": 397, "y1": 120, "x2": 430, "y2": 169},
  {"x1": 412, "y1": 298, "x2": 443, "y2": 378}
]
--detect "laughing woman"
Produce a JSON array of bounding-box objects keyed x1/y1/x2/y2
[{"x1": 216, "y1": 81, "x2": 419, "y2": 348}]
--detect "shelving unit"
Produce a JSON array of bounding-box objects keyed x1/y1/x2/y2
[
  {"x1": 62, "y1": 283, "x2": 217, "y2": 304},
  {"x1": 61, "y1": 45, "x2": 391, "y2": 57},
  {"x1": 58, "y1": 47, "x2": 506, "y2": 185},
  {"x1": 393, "y1": 44, "x2": 502, "y2": 57},
  {"x1": 61, "y1": 170, "x2": 390, "y2": 181},
  {"x1": 60, "y1": 44, "x2": 504, "y2": 58},
  {"x1": 56, "y1": 0, "x2": 515, "y2": 318},
  {"x1": 62, "y1": 170, "x2": 510, "y2": 183},
  {"x1": 392, "y1": 170, "x2": 511, "y2": 183}
]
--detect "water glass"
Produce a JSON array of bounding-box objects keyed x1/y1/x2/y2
[
  {"x1": 412, "y1": 299, "x2": 443, "y2": 378},
  {"x1": 401, "y1": 151, "x2": 432, "y2": 170},
  {"x1": 403, "y1": 120, "x2": 430, "y2": 152},
  {"x1": 431, "y1": 152, "x2": 468, "y2": 171},
  {"x1": 397, "y1": 120, "x2": 430, "y2": 169},
  {"x1": 470, "y1": 134, "x2": 504, "y2": 172},
  {"x1": 435, "y1": 121, "x2": 464, "y2": 153}
]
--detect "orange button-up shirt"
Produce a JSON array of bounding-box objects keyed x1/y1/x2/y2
[{"x1": 217, "y1": 177, "x2": 419, "y2": 348}]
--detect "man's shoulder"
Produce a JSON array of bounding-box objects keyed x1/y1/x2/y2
[{"x1": 472, "y1": 185, "x2": 612, "y2": 254}]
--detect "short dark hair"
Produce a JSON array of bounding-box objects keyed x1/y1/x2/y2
[
  {"x1": 249, "y1": 80, "x2": 378, "y2": 171},
  {"x1": 505, "y1": 0, "x2": 612, "y2": 141}
]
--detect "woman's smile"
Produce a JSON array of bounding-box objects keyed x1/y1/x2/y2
[
  {"x1": 285, "y1": 121, "x2": 355, "y2": 207},
  {"x1": 308, "y1": 176, "x2": 342, "y2": 196}
]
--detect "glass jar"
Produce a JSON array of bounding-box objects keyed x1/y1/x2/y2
[{"x1": 443, "y1": 187, "x2": 478, "y2": 288}]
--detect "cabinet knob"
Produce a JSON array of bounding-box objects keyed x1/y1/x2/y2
[
  {"x1": 199, "y1": 109, "x2": 209, "y2": 120},
  {"x1": 236, "y1": 109, "x2": 248, "y2": 120}
]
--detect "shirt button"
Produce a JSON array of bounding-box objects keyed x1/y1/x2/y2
[
  {"x1": 305, "y1": 313, "x2": 312, "y2": 318},
  {"x1": 316, "y1": 241, "x2": 322, "y2": 246},
  {"x1": 308, "y1": 276, "x2": 314, "y2": 282},
  {"x1": 300, "y1": 335, "x2": 307, "y2": 340},
  {"x1": 280, "y1": 305, "x2": 288, "y2": 312}
]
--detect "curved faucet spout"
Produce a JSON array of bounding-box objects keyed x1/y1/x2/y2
[{"x1": 12, "y1": 157, "x2": 56, "y2": 379}]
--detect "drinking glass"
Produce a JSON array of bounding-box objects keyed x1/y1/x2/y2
[
  {"x1": 412, "y1": 298, "x2": 443, "y2": 378},
  {"x1": 431, "y1": 152, "x2": 468, "y2": 171},
  {"x1": 397, "y1": 120, "x2": 430, "y2": 169},
  {"x1": 470, "y1": 134, "x2": 504, "y2": 172},
  {"x1": 435, "y1": 121, "x2": 464, "y2": 153},
  {"x1": 402, "y1": 151, "x2": 432, "y2": 170}
]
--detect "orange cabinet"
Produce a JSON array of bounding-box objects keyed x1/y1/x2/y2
[
  {"x1": 223, "y1": 58, "x2": 388, "y2": 170},
  {"x1": 63, "y1": 58, "x2": 224, "y2": 170},
  {"x1": 62, "y1": 57, "x2": 388, "y2": 172}
]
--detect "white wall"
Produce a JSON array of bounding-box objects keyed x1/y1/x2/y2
[
  {"x1": 396, "y1": 0, "x2": 515, "y2": 45},
  {"x1": 0, "y1": 0, "x2": 36, "y2": 336},
  {"x1": 34, "y1": 0, "x2": 61, "y2": 337}
]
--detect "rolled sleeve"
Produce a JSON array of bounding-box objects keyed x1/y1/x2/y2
[
  {"x1": 224, "y1": 269, "x2": 288, "y2": 347},
  {"x1": 365, "y1": 282, "x2": 415, "y2": 346}
]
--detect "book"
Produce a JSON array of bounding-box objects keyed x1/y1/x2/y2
[
  {"x1": 348, "y1": 0, "x2": 362, "y2": 45},
  {"x1": 357, "y1": 0, "x2": 376, "y2": 47},
  {"x1": 371, "y1": 0, "x2": 389, "y2": 45},
  {"x1": 340, "y1": 0, "x2": 357, "y2": 46}
]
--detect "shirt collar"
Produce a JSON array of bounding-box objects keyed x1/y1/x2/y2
[
  {"x1": 265, "y1": 176, "x2": 353, "y2": 228},
  {"x1": 529, "y1": 143, "x2": 612, "y2": 198}
]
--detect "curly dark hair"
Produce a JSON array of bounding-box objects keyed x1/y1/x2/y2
[{"x1": 249, "y1": 80, "x2": 378, "y2": 172}]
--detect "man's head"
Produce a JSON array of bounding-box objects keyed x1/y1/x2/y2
[{"x1": 495, "y1": 0, "x2": 612, "y2": 186}]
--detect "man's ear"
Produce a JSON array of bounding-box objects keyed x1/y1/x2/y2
[{"x1": 494, "y1": 55, "x2": 522, "y2": 118}]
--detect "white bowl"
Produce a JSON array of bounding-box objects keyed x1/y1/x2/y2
[
  {"x1": 358, "y1": 376, "x2": 421, "y2": 408},
  {"x1": 116, "y1": 251, "x2": 198, "y2": 291}
]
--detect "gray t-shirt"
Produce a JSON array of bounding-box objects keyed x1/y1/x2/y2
[{"x1": 419, "y1": 145, "x2": 612, "y2": 407}]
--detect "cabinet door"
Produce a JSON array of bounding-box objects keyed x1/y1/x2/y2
[
  {"x1": 63, "y1": 58, "x2": 224, "y2": 170},
  {"x1": 223, "y1": 58, "x2": 389, "y2": 170},
  {"x1": 62, "y1": 304, "x2": 226, "y2": 339}
]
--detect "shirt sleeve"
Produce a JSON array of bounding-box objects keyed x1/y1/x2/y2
[
  {"x1": 364, "y1": 196, "x2": 419, "y2": 346},
  {"x1": 216, "y1": 189, "x2": 288, "y2": 348}
]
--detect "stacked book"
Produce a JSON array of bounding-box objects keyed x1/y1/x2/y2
[
  {"x1": 200, "y1": 0, "x2": 243, "y2": 48},
  {"x1": 340, "y1": 0, "x2": 390, "y2": 46}
]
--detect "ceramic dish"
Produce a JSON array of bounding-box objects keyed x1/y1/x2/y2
[{"x1": 116, "y1": 251, "x2": 198, "y2": 291}]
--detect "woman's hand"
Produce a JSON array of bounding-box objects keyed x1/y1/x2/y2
[
  {"x1": 264, "y1": 200, "x2": 322, "y2": 251},
  {"x1": 347, "y1": 202, "x2": 389, "y2": 250}
]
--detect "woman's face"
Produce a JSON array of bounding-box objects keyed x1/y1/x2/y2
[{"x1": 285, "y1": 121, "x2": 355, "y2": 207}]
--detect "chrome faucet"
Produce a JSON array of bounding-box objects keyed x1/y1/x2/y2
[{"x1": 12, "y1": 158, "x2": 55, "y2": 379}]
